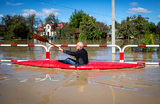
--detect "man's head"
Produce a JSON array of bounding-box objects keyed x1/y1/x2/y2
[{"x1": 76, "y1": 42, "x2": 84, "y2": 50}]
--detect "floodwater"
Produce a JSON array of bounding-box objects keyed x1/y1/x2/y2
[{"x1": 0, "y1": 39, "x2": 160, "y2": 104}]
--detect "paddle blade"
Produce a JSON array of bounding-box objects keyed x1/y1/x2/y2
[
  {"x1": 32, "y1": 34, "x2": 49, "y2": 42},
  {"x1": 32, "y1": 33, "x2": 59, "y2": 48}
]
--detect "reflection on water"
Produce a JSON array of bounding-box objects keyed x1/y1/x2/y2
[
  {"x1": 0, "y1": 64, "x2": 160, "y2": 104},
  {"x1": 11, "y1": 65, "x2": 160, "y2": 91}
]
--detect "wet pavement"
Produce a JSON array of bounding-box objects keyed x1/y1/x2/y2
[{"x1": 0, "y1": 39, "x2": 160, "y2": 104}]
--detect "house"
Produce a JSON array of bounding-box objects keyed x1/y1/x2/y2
[{"x1": 35, "y1": 22, "x2": 67, "y2": 37}]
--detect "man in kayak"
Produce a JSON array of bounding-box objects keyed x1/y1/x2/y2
[{"x1": 59, "y1": 42, "x2": 88, "y2": 67}]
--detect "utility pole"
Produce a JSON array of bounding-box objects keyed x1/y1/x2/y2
[{"x1": 112, "y1": 0, "x2": 115, "y2": 53}]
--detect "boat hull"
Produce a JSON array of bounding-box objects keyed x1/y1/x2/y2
[{"x1": 13, "y1": 60, "x2": 144, "y2": 70}]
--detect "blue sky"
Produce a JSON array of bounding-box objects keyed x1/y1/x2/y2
[{"x1": 0, "y1": 0, "x2": 160, "y2": 25}]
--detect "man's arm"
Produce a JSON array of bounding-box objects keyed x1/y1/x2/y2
[{"x1": 59, "y1": 47, "x2": 81, "y2": 57}]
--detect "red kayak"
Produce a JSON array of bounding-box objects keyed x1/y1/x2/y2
[{"x1": 13, "y1": 60, "x2": 144, "y2": 70}]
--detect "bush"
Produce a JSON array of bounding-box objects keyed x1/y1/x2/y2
[{"x1": 141, "y1": 34, "x2": 155, "y2": 52}]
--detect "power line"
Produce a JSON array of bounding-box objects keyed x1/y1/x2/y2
[{"x1": 36, "y1": 0, "x2": 111, "y2": 17}]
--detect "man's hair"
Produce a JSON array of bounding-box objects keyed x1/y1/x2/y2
[{"x1": 78, "y1": 42, "x2": 84, "y2": 48}]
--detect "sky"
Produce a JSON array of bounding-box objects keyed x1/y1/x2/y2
[{"x1": 0, "y1": 0, "x2": 160, "y2": 26}]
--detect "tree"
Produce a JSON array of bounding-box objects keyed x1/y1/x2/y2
[
  {"x1": 45, "y1": 13, "x2": 58, "y2": 23},
  {"x1": 12, "y1": 15, "x2": 28, "y2": 39},
  {"x1": 45, "y1": 13, "x2": 58, "y2": 30},
  {"x1": 79, "y1": 16, "x2": 102, "y2": 40},
  {"x1": 1, "y1": 14, "x2": 12, "y2": 27},
  {"x1": 141, "y1": 34, "x2": 156, "y2": 52},
  {"x1": 96, "y1": 22, "x2": 109, "y2": 38},
  {"x1": 156, "y1": 21, "x2": 160, "y2": 40},
  {"x1": 14, "y1": 21, "x2": 29, "y2": 39},
  {"x1": 117, "y1": 15, "x2": 149, "y2": 39},
  {"x1": 68, "y1": 9, "x2": 91, "y2": 37},
  {"x1": 157, "y1": 22, "x2": 160, "y2": 28},
  {"x1": 1, "y1": 14, "x2": 30, "y2": 39},
  {"x1": 115, "y1": 20, "x2": 120, "y2": 29},
  {"x1": 143, "y1": 22, "x2": 156, "y2": 35},
  {"x1": 26, "y1": 14, "x2": 38, "y2": 39},
  {"x1": 69, "y1": 9, "x2": 102, "y2": 40},
  {"x1": 130, "y1": 15, "x2": 149, "y2": 23},
  {"x1": 69, "y1": 9, "x2": 85, "y2": 29},
  {"x1": 117, "y1": 21, "x2": 137, "y2": 39}
]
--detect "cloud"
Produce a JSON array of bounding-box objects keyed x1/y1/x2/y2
[
  {"x1": 0, "y1": 14, "x2": 4, "y2": 17},
  {"x1": 22, "y1": 8, "x2": 60, "y2": 18},
  {"x1": 6, "y1": 2, "x2": 23, "y2": 6},
  {"x1": 158, "y1": 15, "x2": 160, "y2": 19},
  {"x1": 42, "y1": 8, "x2": 60, "y2": 16},
  {"x1": 130, "y1": 2, "x2": 138, "y2": 7},
  {"x1": 22, "y1": 9, "x2": 39, "y2": 17},
  {"x1": 127, "y1": 7, "x2": 152, "y2": 14}
]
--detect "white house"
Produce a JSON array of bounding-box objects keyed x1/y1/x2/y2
[{"x1": 36, "y1": 22, "x2": 67, "y2": 37}]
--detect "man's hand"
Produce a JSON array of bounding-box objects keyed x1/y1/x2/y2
[{"x1": 59, "y1": 47, "x2": 63, "y2": 51}]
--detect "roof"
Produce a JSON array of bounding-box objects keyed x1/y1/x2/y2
[
  {"x1": 36, "y1": 24, "x2": 45, "y2": 31},
  {"x1": 36, "y1": 22, "x2": 67, "y2": 31}
]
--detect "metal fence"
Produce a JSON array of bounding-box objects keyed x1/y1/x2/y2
[{"x1": 0, "y1": 44, "x2": 160, "y2": 65}]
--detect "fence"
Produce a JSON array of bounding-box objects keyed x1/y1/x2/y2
[
  {"x1": 48, "y1": 44, "x2": 121, "y2": 51},
  {"x1": 121, "y1": 45, "x2": 160, "y2": 65},
  {"x1": 0, "y1": 44, "x2": 160, "y2": 65},
  {"x1": 0, "y1": 44, "x2": 121, "y2": 62},
  {"x1": 0, "y1": 44, "x2": 49, "y2": 61},
  {"x1": 49, "y1": 44, "x2": 121, "y2": 61}
]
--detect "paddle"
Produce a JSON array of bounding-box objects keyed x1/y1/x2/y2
[{"x1": 32, "y1": 34, "x2": 59, "y2": 48}]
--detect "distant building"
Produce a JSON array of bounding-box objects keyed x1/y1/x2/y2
[
  {"x1": 35, "y1": 22, "x2": 67, "y2": 37},
  {"x1": 107, "y1": 29, "x2": 118, "y2": 38},
  {"x1": 72, "y1": 29, "x2": 80, "y2": 38}
]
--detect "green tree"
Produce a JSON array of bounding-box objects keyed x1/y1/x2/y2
[
  {"x1": 157, "y1": 22, "x2": 160, "y2": 28},
  {"x1": 156, "y1": 21, "x2": 160, "y2": 40},
  {"x1": 45, "y1": 13, "x2": 58, "y2": 23},
  {"x1": 117, "y1": 15, "x2": 149, "y2": 39},
  {"x1": 69, "y1": 9, "x2": 102, "y2": 40},
  {"x1": 96, "y1": 22, "x2": 109, "y2": 38},
  {"x1": 143, "y1": 22, "x2": 156, "y2": 35},
  {"x1": 1, "y1": 14, "x2": 12, "y2": 27},
  {"x1": 68, "y1": 9, "x2": 91, "y2": 37},
  {"x1": 2, "y1": 14, "x2": 29, "y2": 39},
  {"x1": 14, "y1": 21, "x2": 29, "y2": 39},
  {"x1": 130, "y1": 15, "x2": 149, "y2": 38},
  {"x1": 26, "y1": 14, "x2": 38, "y2": 39},
  {"x1": 45, "y1": 13, "x2": 58, "y2": 29},
  {"x1": 117, "y1": 20, "x2": 138, "y2": 39},
  {"x1": 69, "y1": 9, "x2": 85, "y2": 29},
  {"x1": 115, "y1": 20, "x2": 120, "y2": 29},
  {"x1": 79, "y1": 16, "x2": 102, "y2": 40},
  {"x1": 141, "y1": 34, "x2": 156, "y2": 52}
]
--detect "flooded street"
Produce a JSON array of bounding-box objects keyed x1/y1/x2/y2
[{"x1": 0, "y1": 39, "x2": 160, "y2": 104}]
